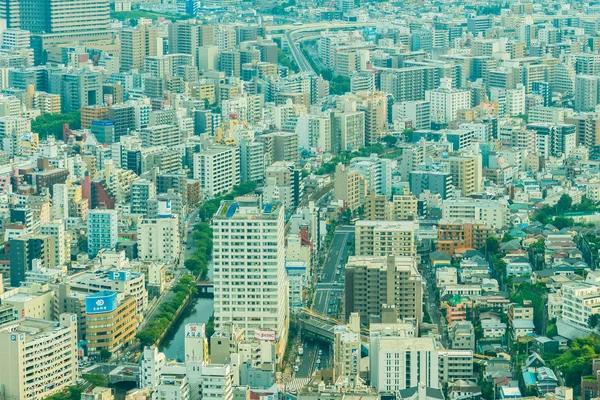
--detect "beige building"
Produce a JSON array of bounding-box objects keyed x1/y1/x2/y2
[
  {"x1": 85, "y1": 292, "x2": 137, "y2": 355},
  {"x1": 444, "y1": 154, "x2": 482, "y2": 197},
  {"x1": 333, "y1": 323, "x2": 361, "y2": 377},
  {"x1": 364, "y1": 189, "x2": 417, "y2": 221},
  {"x1": 344, "y1": 255, "x2": 423, "y2": 324},
  {"x1": 0, "y1": 314, "x2": 78, "y2": 400},
  {"x1": 355, "y1": 220, "x2": 416, "y2": 258},
  {"x1": 334, "y1": 164, "x2": 367, "y2": 211},
  {"x1": 121, "y1": 24, "x2": 159, "y2": 72}
]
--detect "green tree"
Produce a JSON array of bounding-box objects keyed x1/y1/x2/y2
[
  {"x1": 556, "y1": 194, "x2": 573, "y2": 215},
  {"x1": 99, "y1": 349, "x2": 112, "y2": 361},
  {"x1": 82, "y1": 373, "x2": 108, "y2": 387},
  {"x1": 485, "y1": 236, "x2": 500, "y2": 255},
  {"x1": 501, "y1": 233, "x2": 514, "y2": 243},
  {"x1": 31, "y1": 110, "x2": 81, "y2": 139},
  {"x1": 553, "y1": 216, "x2": 574, "y2": 229},
  {"x1": 589, "y1": 314, "x2": 600, "y2": 329},
  {"x1": 382, "y1": 135, "x2": 398, "y2": 148}
]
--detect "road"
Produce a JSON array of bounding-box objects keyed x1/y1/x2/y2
[
  {"x1": 424, "y1": 265, "x2": 448, "y2": 346},
  {"x1": 294, "y1": 225, "x2": 354, "y2": 379}
]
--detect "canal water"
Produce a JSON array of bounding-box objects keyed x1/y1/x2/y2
[{"x1": 159, "y1": 297, "x2": 214, "y2": 361}]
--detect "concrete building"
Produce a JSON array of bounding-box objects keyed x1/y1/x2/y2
[
  {"x1": 392, "y1": 100, "x2": 431, "y2": 130},
  {"x1": 409, "y1": 170, "x2": 453, "y2": 200},
  {"x1": 193, "y1": 145, "x2": 240, "y2": 198},
  {"x1": 202, "y1": 364, "x2": 234, "y2": 400},
  {"x1": 0, "y1": 314, "x2": 78, "y2": 400},
  {"x1": 138, "y1": 214, "x2": 180, "y2": 263},
  {"x1": 344, "y1": 255, "x2": 422, "y2": 324},
  {"x1": 212, "y1": 197, "x2": 289, "y2": 358},
  {"x1": 85, "y1": 291, "x2": 137, "y2": 355},
  {"x1": 87, "y1": 209, "x2": 118, "y2": 258},
  {"x1": 334, "y1": 163, "x2": 367, "y2": 211},
  {"x1": 333, "y1": 324, "x2": 361, "y2": 376},
  {"x1": 444, "y1": 154, "x2": 482, "y2": 197},
  {"x1": 121, "y1": 24, "x2": 159, "y2": 72},
  {"x1": 557, "y1": 282, "x2": 600, "y2": 339},
  {"x1": 441, "y1": 198, "x2": 508, "y2": 229},
  {"x1": 426, "y1": 78, "x2": 471, "y2": 125},
  {"x1": 370, "y1": 334, "x2": 439, "y2": 392},
  {"x1": 355, "y1": 220, "x2": 417, "y2": 258}
]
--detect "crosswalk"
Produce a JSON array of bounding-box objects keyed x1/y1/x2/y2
[{"x1": 284, "y1": 378, "x2": 310, "y2": 392}]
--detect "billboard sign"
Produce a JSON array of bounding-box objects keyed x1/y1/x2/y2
[
  {"x1": 85, "y1": 291, "x2": 118, "y2": 314},
  {"x1": 254, "y1": 329, "x2": 277, "y2": 342}
]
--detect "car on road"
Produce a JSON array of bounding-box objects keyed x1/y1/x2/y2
[
  {"x1": 318, "y1": 350, "x2": 322, "y2": 356},
  {"x1": 328, "y1": 308, "x2": 332, "y2": 313},
  {"x1": 329, "y1": 299, "x2": 335, "y2": 305},
  {"x1": 293, "y1": 365, "x2": 299, "y2": 372},
  {"x1": 316, "y1": 358, "x2": 321, "y2": 365}
]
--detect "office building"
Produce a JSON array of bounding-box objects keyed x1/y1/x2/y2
[
  {"x1": 87, "y1": 209, "x2": 118, "y2": 258},
  {"x1": 370, "y1": 334, "x2": 439, "y2": 392},
  {"x1": 192, "y1": 145, "x2": 240, "y2": 198},
  {"x1": 85, "y1": 291, "x2": 137, "y2": 355},
  {"x1": 437, "y1": 220, "x2": 492, "y2": 256},
  {"x1": 40, "y1": 221, "x2": 68, "y2": 267},
  {"x1": 256, "y1": 131, "x2": 298, "y2": 164},
  {"x1": 355, "y1": 220, "x2": 417, "y2": 258},
  {"x1": 345, "y1": 255, "x2": 423, "y2": 324},
  {"x1": 331, "y1": 109, "x2": 365, "y2": 153},
  {"x1": 409, "y1": 170, "x2": 453, "y2": 200},
  {"x1": 0, "y1": 314, "x2": 78, "y2": 400},
  {"x1": 263, "y1": 162, "x2": 303, "y2": 209},
  {"x1": 9, "y1": 234, "x2": 56, "y2": 287},
  {"x1": 380, "y1": 66, "x2": 436, "y2": 103},
  {"x1": 60, "y1": 70, "x2": 102, "y2": 112},
  {"x1": 212, "y1": 196, "x2": 289, "y2": 358}
]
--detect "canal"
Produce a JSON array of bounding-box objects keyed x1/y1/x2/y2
[{"x1": 159, "y1": 296, "x2": 214, "y2": 361}]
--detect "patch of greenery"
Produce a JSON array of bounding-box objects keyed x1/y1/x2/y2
[
  {"x1": 110, "y1": 10, "x2": 192, "y2": 22},
  {"x1": 278, "y1": 49, "x2": 299, "y2": 73},
  {"x1": 510, "y1": 282, "x2": 547, "y2": 334},
  {"x1": 45, "y1": 386, "x2": 84, "y2": 400},
  {"x1": 31, "y1": 110, "x2": 81, "y2": 140},
  {"x1": 82, "y1": 373, "x2": 108, "y2": 388},
  {"x1": 136, "y1": 274, "x2": 197, "y2": 347},
  {"x1": 549, "y1": 335, "x2": 600, "y2": 387}
]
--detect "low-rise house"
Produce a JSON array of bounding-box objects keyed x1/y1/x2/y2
[
  {"x1": 449, "y1": 321, "x2": 475, "y2": 350},
  {"x1": 506, "y1": 257, "x2": 532, "y2": 277},
  {"x1": 512, "y1": 319, "x2": 535, "y2": 339},
  {"x1": 482, "y1": 321, "x2": 507, "y2": 338}
]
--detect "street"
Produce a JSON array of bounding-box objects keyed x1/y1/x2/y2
[
  {"x1": 424, "y1": 265, "x2": 448, "y2": 346},
  {"x1": 293, "y1": 225, "x2": 354, "y2": 379}
]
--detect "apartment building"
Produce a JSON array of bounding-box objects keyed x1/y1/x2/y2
[
  {"x1": 334, "y1": 163, "x2": 367, "y2": 211},
  {"x1": 442, "y1": 198, "x2": 508, "y2": 229},
  {"x1": 138, "y1": 214, "x2": 180, "y2": 263},
  {"x1": 193, "y1": 146, "x2": 240, "y2": 198},
  {"x1": 0, "y1": 314, "x2": 78, "y2": 400},
  {"x1": 370, "y1": 334, "x2": 439, "y2": 392},
  {"x1": 444, "y1": 154, "x2": 482, "y2": 197},
  {"x1": 344, "y1": 255, "x2": 423, "y2": 324},
  {"x1": 212, "y1": 197, "x2": 289, "y2": 358},
  {"x1": 87, "y1": 209, "x2": 118, "y2": 258},
  {"x1": 426, "y1": 78, "x2": 471, "y2": 125},
  {"x1": 333, "y1": 324, "x2": 361, "y2": 376},
  {"x1": 557, "y1": 282, "x2": 600, "y2": 339},
  {"x1": 355, "y1": 220, "x2": 417, "y2": 258},
  {"x1": 437, "y1": 220, "x2": 492, "y2": 256}
]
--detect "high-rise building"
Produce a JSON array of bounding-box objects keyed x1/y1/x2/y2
[
  {"x1": 334, "y1": 163, "x2": 367, "y2": 211},
  {"x1": 87, "y1": 209, "x2": 118, "y2": 258},
  {"x1": 426, "y1": 78, "x2": 471, "y2": 125},
  {"x1": 138, "y1": 214, "x2": 180, "y2": 263},
  {"x1": 344, "y1": 255, "x2": 423, "y2": 324},
  {"x1": 575, "y1": 75, "x2": 600, "y2": 112},
  {"x1": 120, "y1": 24, "x2": 159, "y2": 72},
  {"x1": 131, "y1": 179, "x2": 156, "y2": 215},
  {"x1": 192, "y1": 145, "x2": 240, "y2": 198},
  {"x1": 444, "y1": 154, "x2": 482, "y2": 197},
  {"x1": 60, "y1": 70, "x2": 102, "y2": 112},
  {"x1": 355, "y1": 220, "x2": 417, "y2": 258},
  {"x1": 212, "y1": 196, "x2": 289, "y2": 358},
  {"x1": 9, "y1": 234, "x2": 56, "y2": 287},
  {"x1": 370, "y1": 332, "x2": 439, "y2": 392},
  {"x1": 40, "y1": 221, "x2": 69, "y2": 267},
  {"x1": 409, "y1": 170, "x2": 454, "y2": 200},
  {"x1": 239, "y1": 138, "x2": 265, "y2": 184},
  {"x1": 0, "y1": 314, "x2": 78, "y2": 400},
  {"x1": 392, "y1": 100, "x2": 431, "y2": 130}
]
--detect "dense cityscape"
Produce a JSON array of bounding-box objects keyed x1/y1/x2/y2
[{"x1": 2, "y1": 0, "x2": 600, "y2": 399}]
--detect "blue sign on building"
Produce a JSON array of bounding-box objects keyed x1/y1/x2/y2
[
  {"x1": 109, "y1": 270, "x2": 130, "y2": 281},
  {"x1": 85, "y1": 291, "x2": 118, "y2": 314}
]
